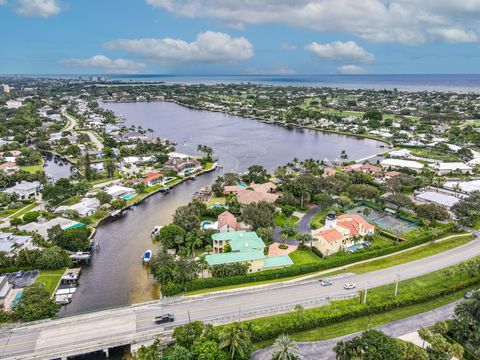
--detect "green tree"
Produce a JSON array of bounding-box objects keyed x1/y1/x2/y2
[
  {"x1": 22, "y1": 211, "x2": 40, "y2": 223},
  {"x1": 192, "y1": 339, "x2": 228, "y2": 360},
  {"x1": 240, "y1": 201, "x2": 276, "y2": 230},
  {"x1": 111, "y1": 198, "x2": 127, "y2": 210},
  {"x1": 416, "y1": 203, "x2": 450, "y2": 222},
  {"x1": 271, "y1": 334, "x2": 300, "y2": 360},
  {"x1": 96, "y1": 191, "x2": 112, "y2": 205},
  {"x1": 219, "y1": 322, "x2": 252, "y2": 360},
  {"x1": 281, "y1": 205, "x2": 295, "y2": 218},
  {"x1": 12, "y1": 283, "x2": 59, "y2": 321},
  {"x1": 157, "y1": 224, "x2": 187, "y2": 249},
  {"x1": 35, "y1": 246, "x2": 72, "y2": 270},
  {"x1": 168, "y1": 345, "x2": 194, "y2": 360},
  {"x1": 173, "y1": 321, "x2": 205, "y2": 349},
  {"x1": 104, "y1": 158, "x2": 116, "y2": 178},
  {"x1": 334, "y1": 330, "x2": 402, "y2": 360},
  {"x1": 133, "y1": 340, "x2": 162, "y2": 360}
]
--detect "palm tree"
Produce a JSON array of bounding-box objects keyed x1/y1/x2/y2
[
  {"x1": 452, "y1": 183, "x2": 461, "y2": 197},
  {"x1": 219, "y1": 322, "x2": 252, "y2": 360},
  {"x1": 340, "y1": 150, "x2": 348, "y2": 160},
  {"x1": 271, "y1": 334, "x2": 300, "y2": 360}
]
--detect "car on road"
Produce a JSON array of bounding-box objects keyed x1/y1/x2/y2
[
  {"x1": 154, "y1": 314, "x2": 175, "y2": 324},
  {"x1": 344, "y1": 283, "x2": 356, "y2": 290},
  {"x1": 464, "y1": 290, "x2": 479, "y2": 299},
  {"x1": 320, "y1": 280, "x2": 333, "y2": 286}
]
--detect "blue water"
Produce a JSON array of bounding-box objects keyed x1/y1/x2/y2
[
  {"x1": 200, "y1": 220, "x2": 213, "y2": 228},
  {"x1": 109, "y1": 74, "x2": 480, "y2": 93},
  {"x1": 237, "y1": 181, "x2": 247, "y2": 188},
  {"x1": 33, "y1": 74, "x2": 480, "y2": 93},
  {"x1": 122, "y1": 193, "x2": 137, "y2": 200},
  {"x1": 12, "y1": 290, "x2": 23, "y2": 306}
]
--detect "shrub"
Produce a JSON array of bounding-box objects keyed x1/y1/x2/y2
[{"x1": 22, "y1": 211, "x2": 40, "y2": 223}]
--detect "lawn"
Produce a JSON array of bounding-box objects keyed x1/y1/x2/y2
[
  {"x1": 207, "y1": 196, "x2": 226, "y2": 207},
  {"x1": 253, "y1": 286, "x2": 471, "y2": 350},
  {"x1": 274, "y1": 213, "x2": 300, "y2": 227},
  {"x1": 34, "y1": 269, "x2": 65, "y2": 295},
  {"x1": 20, "y1": 164, "x2": 43, "y2": 174},
  {"x1": 309, "y1": 207, "x2": 334, "y2": 229},
  {"x1": 409, "y1": 147, "x2": 460, "y2": 162},
  {"x1": 10, "y1": 202, "x2": 38, "y2": 219},
  {"x1": 289, "y1": 249, "x2": 322, "y2": 265},
  {"x1": 341, "y1": 234, "x2": 473, "y2": 275}
]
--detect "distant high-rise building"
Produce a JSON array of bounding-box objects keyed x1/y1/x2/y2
[{"x1": 1, "y1": 84, "x2": 11, "y2": 93}]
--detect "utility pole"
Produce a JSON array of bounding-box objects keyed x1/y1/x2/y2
[
  {"x1": 394, "y1": 274, "x2": 399, "y2": 297},
  {"x1": 187, "y1": 310, "x2": 191, "y2": 323},
  {"x1": 363, "y1": 284, "x2": 368, "y2": 304}
]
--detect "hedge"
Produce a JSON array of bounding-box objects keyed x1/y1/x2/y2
[
  {"x1": 161, "y1": 224, "x2": 456, "y2": 296},
  {"x1": 240, "y1": 276, "x2": 480, "y2": 342}
]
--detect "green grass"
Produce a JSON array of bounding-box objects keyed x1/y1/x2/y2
[
  {"x1": 57, "y1": 195, "x2": 83, "y2": 207},
  {"x1": 207, "y1": 196, "x2": 226, "y2": 207},
  {"x1": 409, "y1": 148, "x2": 460, "y2": 162},
  {"x1": 289, "y1": 249, "x2": 322, "y2": 265},
  {"x1": 10, "y1": 202, "x2": 38, "y2": 219},
  {"x1": 34, "y1": 269, "x2": 65, "y2": 295},
  {"x1": 310, "y1": 207, "x2": 333, "y2": 229},
  {"x1": 20, "y1": 164, "x2": 43, "y2": 174},
  {"x1": 343, "y1": 234, "x2": 473, "y2": 275},
  {"x1": 253, "y1": 286, "x2": 470, "y2": 350},
  {"x1": 274, "y1": 214, "x2": 300, "y2": 227},
  {"x1": 202, "y1": 162, "x2": 215, "y2": 170},
  {"x1": 186, "y1": 273, "x2": 308, "y2": 296}
]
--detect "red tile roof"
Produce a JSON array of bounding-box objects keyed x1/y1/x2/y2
[{"x1": 217, "y1": 211, "x2": 239, "y2": 230}]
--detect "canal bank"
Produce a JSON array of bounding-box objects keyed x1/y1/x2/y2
[{"x1": 61, "y1": 101, "x2": 384, "y2": 315}]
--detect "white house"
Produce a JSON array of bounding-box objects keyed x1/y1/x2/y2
[
  {"x1": 55, "y1": 197, "x2": 100, "y2": 217},
  {"x1": 105, "y1": 185, "x2": 134, "y2": 198},
  {"x1": 0, "y1": 232, "x2": 36, "y2": 256},
  {"x1": 429, "y1": 162, "x2": 473, "y2": 175},
  {"x1": 5, "y1": 100, "x2": 23, "y2": 109},
  {"x1": 380, "y1": 159, "x2": 424, "y2": 172},
  {"x1": 4, "y1": 181, "x2": 41, "y2": 199},
  {"x1": 415, "y1": 191, "x2": 460, "y2": 209}
]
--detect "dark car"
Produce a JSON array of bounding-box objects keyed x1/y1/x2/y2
[
  {"x1": 154, "y1": 314, "x2": 175, "y2": 324},
  {"x1": 320, "y1": 280, "x2": 333, "y2": 286}
]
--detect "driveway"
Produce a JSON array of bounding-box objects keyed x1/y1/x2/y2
[
  {"x1": 252, "y1": 300, "x2": 459, "y2": 360},
  {"x1": 273, "y1": 206, "x2": 322, "y2": 245}
]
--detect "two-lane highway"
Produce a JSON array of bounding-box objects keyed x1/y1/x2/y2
[{"x1": 1, "y1": 236, "x2": 479, "y2": 359}]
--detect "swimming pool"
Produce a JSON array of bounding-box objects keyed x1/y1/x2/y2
[
  {"x1": 210, "y1": 203, "x2": 226, "y2": 209},
  {"x1": 237, "y1": 181, "x2": 247, "y2": 188},
  {"x1": 122, "y1": 193, "x2": 137, "y2": 200},
  {"x1": 201, "y1": 220, "x2": 213, "y2": 229},
  {"x1": 12, "y1": 290, "x2": 23, "y2": 306}
]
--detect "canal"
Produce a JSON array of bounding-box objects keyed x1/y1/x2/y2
[{"x1": 61, "y1": 101, "x2": 384, "y2": 315}]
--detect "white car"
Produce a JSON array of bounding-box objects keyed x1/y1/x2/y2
[{"x1": 344, "y1": 283, "x2": 356, "y2": 290}]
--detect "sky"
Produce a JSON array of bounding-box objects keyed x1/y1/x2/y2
[{"x1": 1, "y1": 0, "x2": 480, "y2": 75}]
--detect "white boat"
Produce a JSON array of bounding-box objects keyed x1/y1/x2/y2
[
  {"x1": 55, "y1": 295, "x2": 71, "y2": 305},
  {"x1": 151, "y1": 226, "x2": 162, "y2": 237},
  {"x1": 143, "y1": 250, "x2": 152, "y2": 263}
]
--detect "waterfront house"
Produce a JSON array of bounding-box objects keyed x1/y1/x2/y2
[
  {"x1": 19, "y1": 217, "x2": 84, "y2": 239},
  {"x1": 311, "y1": 212, "x2": 375, "y2": 256},
  {"x1": 236, "y1": 190, "x2": 279, "y2": 205},
  {"x1": 4, "y1": 181, "x2": 41, "y2": 199},
  {"x1": 344, "y1": 163, "x2": 381, "y2": 174},
  {"x1": 205, "y1": 231, "x2": 292, "y2": 274},
  {"x1": 55, "y1": 197, "x2": 100, "y2": 217},
  {"x1": 0, "y1": 232, "x2": 35, "y2": 256},
  {"x1": 142, "y1": 171, "x2": 163, "y2": 186},
  {"x1": 105, "y1": 185, "x2": 135, "y2": 198}
]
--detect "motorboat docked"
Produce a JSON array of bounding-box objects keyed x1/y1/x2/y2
[
  {"x1": 143, "y1": 250, "x2": 153, "y2": 263},
  {"x1": 151, "y1": 226, "x2": 162, "y2": 237},
  {"x1": 110, "y1": 209, "x2": 122, "y2": 218}
]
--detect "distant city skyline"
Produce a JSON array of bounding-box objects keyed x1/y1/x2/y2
[{"x1": 1, "y1": 0, "x2": 480, "y2": 75}]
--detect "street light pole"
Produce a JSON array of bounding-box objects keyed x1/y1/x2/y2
[
  {"x1": 363, "y1": 283, "x2": 368, "y2": 304},
  {"x1": 394, "y1": 274, "x2": 399, "y2": 297}
]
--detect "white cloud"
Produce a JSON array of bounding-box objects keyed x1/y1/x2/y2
[
  {"x1": 281, "y1": 43, "x2": 297, "y2": 51},
  {"x1": 0, "y1": 0, "x2": 7, "y2": 6},
  {"x1": 306, "y1": 41, "x2": 374, "y2": 63},
  {"x1": 336, "y1": 64, "x2": 366, "y2": 74},
  {"x1": 61, "y1": 55, "x2": 146, "y2": 74},
  {"x1": 245, "y1": 64, "x2": 296, "y2": 75},
  {"x1": 145, "y1": 0, "x2": 480, "y2": 45},
  {"x1": 429, "y1": 28, "x2": 478, "y2": 43},
  {"x1": 16, "y1": 0, "x2": 63, "y2": 17},
  {"x1": 104, "y1": 31, "x2": 253, "y2": 65}
]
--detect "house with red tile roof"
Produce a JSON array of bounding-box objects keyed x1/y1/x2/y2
[
  {"x1": 142, "y1": 171, "x2": 163, "y2": 186},
  {"x1": 0, "y1": 162, "x2": 19, "y2": 174},
  {"x1": 216, "y1": 211, "x2": 251, "y2": 232},
  {"x1": 323, "y1": 167, "x2": 337, "y2": 177},
  {"x1": 311, "y1": 212, "x2": 374, "y2": 256},
  {"x1": 236, "y1": 189, "x2": 279, "y2": 205},
  {"x1": 344, "y1": 163, "x2": 381, "y2": 174}
]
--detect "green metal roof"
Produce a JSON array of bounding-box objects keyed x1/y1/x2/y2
[
  {"x1": 212, "y1": 231, "x2": 265, "y2": 252},
  {"x1": 264, "y1": 255, "x2": 294, "y2": 269},
  {"x1": 205, "y1": 250, "x2": 265, "y2": 266}
]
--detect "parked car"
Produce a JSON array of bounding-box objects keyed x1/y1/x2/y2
[
  {"x1": 320, "y1": 280, "x2": 333, "y2": 286},
  {"x1": 344, "y1": 283, "x2": 356, "y2": 290},
  {"x1": 464, "y1": 290, "x2": 476, "y2": 299},
  {"x1": 154, "y1": 314, "x2": 175, "y2": 324}
]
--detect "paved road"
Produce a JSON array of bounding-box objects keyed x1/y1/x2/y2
[
  {"x1": 253, "y1": 301, "x2": 459, "y2": 360},
  {"x1": 62, "y1": 109, "x2": 104, "y2": 150},
  {"x1": 273, "y1": 206, "x2": 321, "y2": 245},
  {"x1": 0, "y1": 236, "x2": 479, "y2": 359}
]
